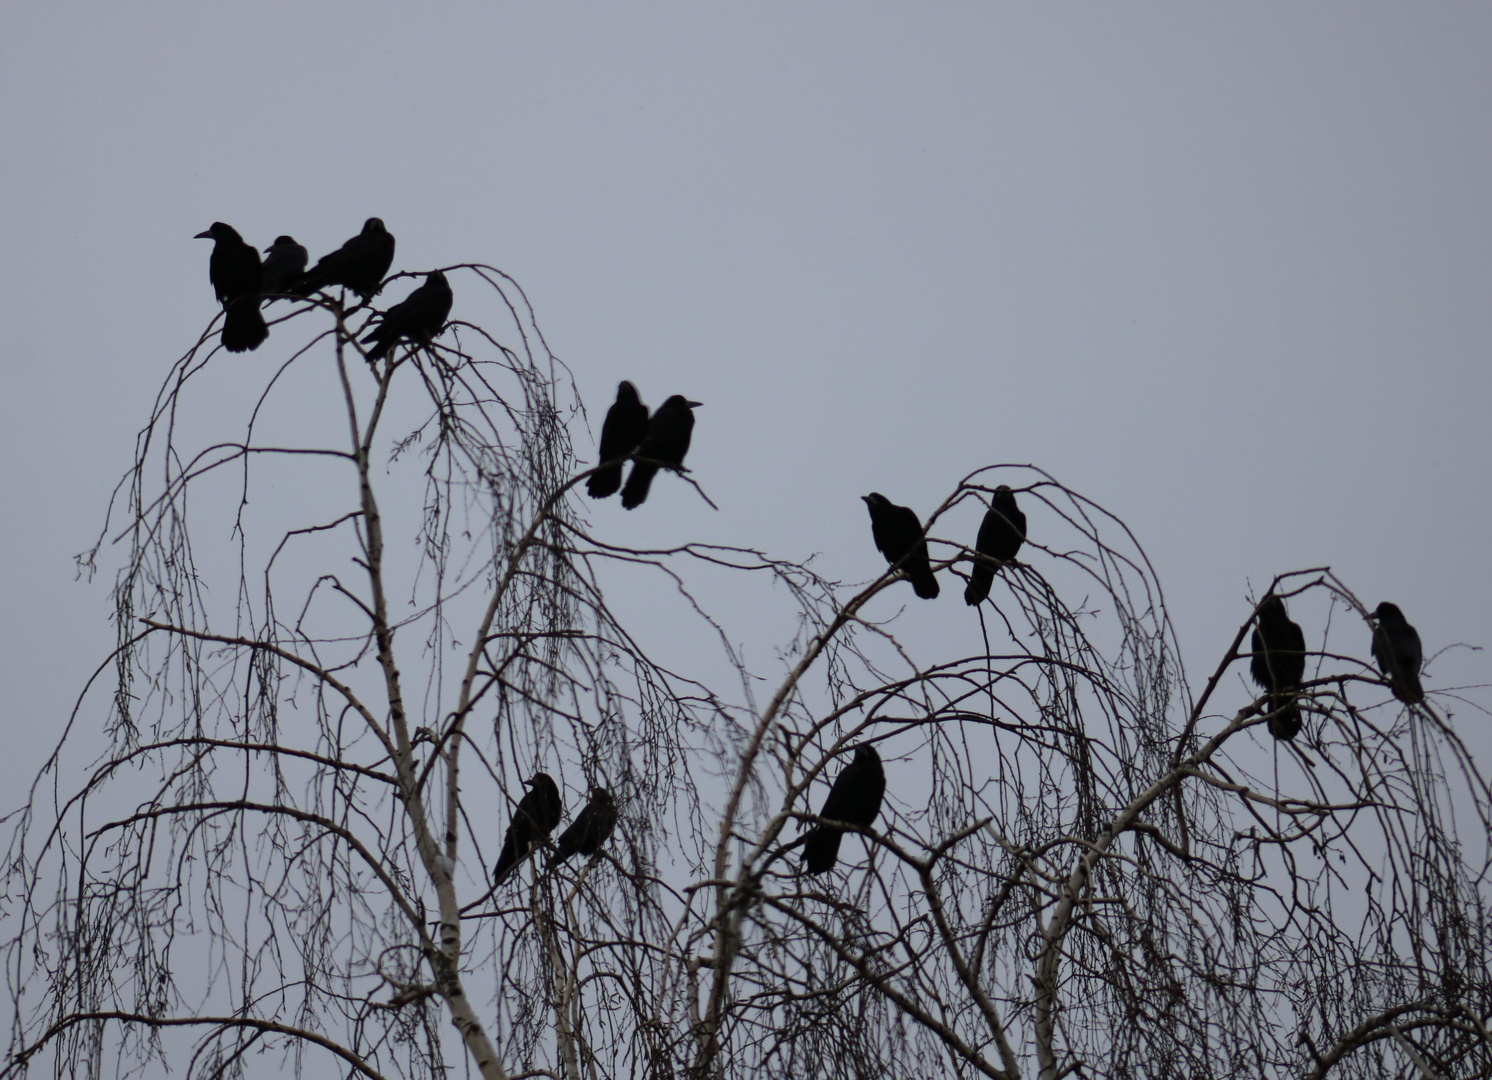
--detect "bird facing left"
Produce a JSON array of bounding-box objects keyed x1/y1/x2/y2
[{"x1": 194, "y1": 222, "x2": 268, "y2": 352}]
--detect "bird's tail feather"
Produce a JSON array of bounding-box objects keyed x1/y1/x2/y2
[
  {"x1": 964, "y1": 565, "x2": 994, "y2": 606},
  {"x1": 588, "y1": 462, "x2": 624, "y2": 499},
  {"x1": 1394, "y1": 672, "x2": 1425, "y2": 705},
  {"x1": 801, "y1": 828, "x2": 843, "y2": 875},
  {"x1": 1266, "y1": 696, "x2": 1302, "y2": 741},
  {"x1": 910, "y1": 567, "x2": 940, "y2": 600},
  {"x1": 222, "y1": 301, "x2": 268, "y2": 353},
  {"x1": 621, "y1": 464, "x2": 657, "y2": 509}
]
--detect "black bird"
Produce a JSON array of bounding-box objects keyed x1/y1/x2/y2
[
  {"x1": 587, "y1": 381, "x2": 650, "y2": 499},
  {"x1": 1371, "y1": 601, "x2": 1424, "y2": 705},
  {"x1": 493, "y1": 773, "x2": 564, "y2": 886},
  {"x1": 293, "y1": 217, "x2": 395, "y2": 300},
  {"x1": 964, "y1": 485, "x2": 1027, "y2": 606},
  {"x1": 802, "y1": 744, "x2": 886, "y2": 875},
  {"x1": 361, "y1": 271, "x2": 454, "y2": 361},
  {"x1": 260, "y1": 235, "x2": 308, "y2": 299},
  {"x1": 621, "y1": 395, "x2": 702, "y2": 509},
  {"x1": 194, "y1": 222, "x2": 268, "y2": 352},
  {"x1": 1250, "y1": 596, "x2": 1308, "y2": 740},
  {"x1": 549, "y1": 787, "x2": 619, "y2": 866},
  {"x1": 862, "y1": 493, "x2": 940, "y2": 600}
]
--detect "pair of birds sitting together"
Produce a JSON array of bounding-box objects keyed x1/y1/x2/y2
[
  {"x1": 493, "y1": 745, "x2": 889, "y2": 886},
  {"x1": 1250, "y1": 595, "x2": 1425, "y2": 741},
  {"x1": 586, "y1": 381, "x2": 702, "y2": 509},
  {"x1": 195, "y1": 218, "x2": 452, "y2": 363},
  {"x1": 862, "y1": 486, "x2": 1027, "y2": 605},
  {"x1": 491, "y1": 779, "x2": 618, "y2": 886}
]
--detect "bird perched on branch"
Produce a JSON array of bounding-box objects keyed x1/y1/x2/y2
[
  {"x1": 549, "y1": 787, "x2": 618, "y2": 866},
  {"x1": 1250, "y1": 595, "x2": 1307, "y2": 740},
  {"x1": 862, "y1": 493, "x2": 940, "y2": 599},
  {"x1": 621, "y1": 395, "x2": 702, "y2": 509},
  {"x1": 293, "y1": 217, "x2": 395, "y2": 301},
  {"x1": 194, "y1": 222, "x2": 268, "y2": 352},
  {"x1": 964, "y1": 485, "x2": 1026, "y2": 606},
  {"x1": 1371, "y1": 601, "x2": 1424, "y2": 705},
  {"x1": 588, "y1": 381, "x2": 650, "y2": 499},
  {"x1": 259, "y1": 235, "x2": 308, "y2": 299},
  {"x1": 802, "y1": 743, "x2": 885, "y2": 874},
  {"x1": 493, "y1": 773, "x2": 563, "y2": 886},
  {"x1": 361, "y1": 271, "x2": 453, "y2": 361}
]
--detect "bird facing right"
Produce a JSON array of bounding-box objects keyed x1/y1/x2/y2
[
  {"x1": 862, "y1": 493, "x2": 940, "y2": 599},
  {"x1": 361, "y1": 271, "x2": 454, "y2": 361},
  {"x1": 963, "y1": 485, "x2": 1026, "y2": 606},
  {"x1": 802, "y1": 743, "x2": 886, "y2": 875},
  {"x1": 1370, "y1": 601, "x2": 1424, "y2": 705},
  {"x1": 1250, "y1": 595, "x2": 1308, "y2": 740},
  {"x1": 588, "y1": 381, "x2": 650, "y2": 499},
  {"x1": 492, "y1": 773, "x2": 563, "y2": 886},
  {"x1": 293, "y1": 217, "x2": 396, "y2": 301},
  {"x1": 549, "y1": 787, "x2": 619, "y2": 866},
  {"x1": 621, "y1": 395, "x2": 701, "y2": 509}
]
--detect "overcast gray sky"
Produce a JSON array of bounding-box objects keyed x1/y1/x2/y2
[{"x1": 3, "y1": 0, "x2": 1490, "y2": 941}]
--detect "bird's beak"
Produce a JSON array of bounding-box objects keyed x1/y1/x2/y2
[
  {"x1": 194, "y1": 230, "x2": 213, "y2": 239},
  {"x1": 860, "y1": 495, "x2": 871, "y2": 504},
  {"x1": 687, "y1": 400, "x2": 703, "y2": 408}
]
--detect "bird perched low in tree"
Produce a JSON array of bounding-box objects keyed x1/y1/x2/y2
[
  {"x1": 549, "y1": 787, "x2": 619, "y2": 866},
  {"x1": 259, "y1": 235, "x2": 308, "y2": 299},
  {"x1": 621, "y1": 395, "x2": 702, "y2": 509},
  {"x1": 493, "y1": 773, "x2": 563, "y2": 886},
  {"x1": 862, "y1": 493, "x2": 940, "y2": 599},
  {"x1": 964, "y1": 485, "x2": 1026, "y2": 606},
  {"x1": 802, "y1": 743, "x2": 886, "y2": 875},
  {"x1": 194, "y1": 222, "x2": 268, "y2": 352},
  {"x1": 1371, "y1": 601, "x2": 1424, "y2": 705},
  {"x1": 1250, "y1": 595, "x2": 1308, "y2": 740},
  {"x1": 360, "y1": 271, "x2": 453, "y2": 361},
  {"x1": 293, "y1": 217, "x2": 395, "y2": 301},
  {"x1": 587, "y1": 381, "x2": 650, "y2": 499}
]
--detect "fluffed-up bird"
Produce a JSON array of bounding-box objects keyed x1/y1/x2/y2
[
  {"x1": 1371, "y1": 601, "x2": 1424, "y2": 704},
  {"x1": 195, "y1": 222, "x2": 268, "y2": 352},
  {"x1": 361, "y1": 270, "x2": 453, "y2": 361},
  {"x1": 493, "y1": 773, "x2": 564, "y2": 886},
  {"x1": 802, "y1": 743, "x2": 886, "y2": 875},
  {"x1": 293, "y1": 217, "x2": 395, "y2": 301},
  {"x1": 964, "y1": 485, "x2": 1026, "y2": 606},
  {"x1": 260, "y1": 235, "x2": 308, "y2": 299},
  {"x1": 587, "y1": 381, "x2": 650, "y2": 499},
  {"x1": 549, "y1": 787, "x2": 619, "y2": 866},
  {"x1": 621, "y1": 395, "x2": 701, "y2": 509},
  {"x1": 1250, "y1": 595, "x2": 1307, "y2": 740},
  {"x1": 862, "y1": 493, "x2": 939, "y2": 599}
]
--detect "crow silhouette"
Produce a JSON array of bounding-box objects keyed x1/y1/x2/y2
[
  {"x1": 1371, "y1": 601, "x2": 1424, "y2": 704},
  {"x1": 361, "y1": 271, "x2": 453, "y2": 361},
  {"x1": 964, "y1": 485, "x2": 1026, "y2": 605},
  {"x1": 621, "y1": 395, "x2": 701, "y2": 509},
  {"x1": 803, "y1": 744, "x2": 886, "y2": 875},
  {"x1": 863, "y1": 493, "x2": 939, "y2": 599},
  {"x1": 194, "y1": 222, "x2": 268, "y2": 352},
  {"x1": 588, "y1": 381, "x2": 650, "y2": 499},
  {"x1": 1250, "y1": 596, "x2": 1307, "y2": 740}
]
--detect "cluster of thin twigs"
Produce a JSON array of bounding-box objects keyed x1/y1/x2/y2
[{"x1": 2, "y1": 269, "x2": 1489, "y2": 1080}]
